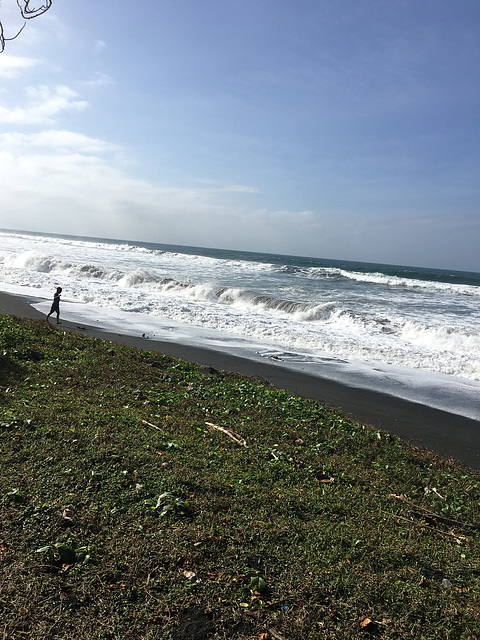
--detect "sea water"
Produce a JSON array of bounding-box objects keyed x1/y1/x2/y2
[{"x1": 1, "y1": 229, "x2": 479, "y2": 420}]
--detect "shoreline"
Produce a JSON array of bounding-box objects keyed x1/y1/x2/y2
[{"x1": 1, "y1": 290, "x2": 479, "y2": 470}]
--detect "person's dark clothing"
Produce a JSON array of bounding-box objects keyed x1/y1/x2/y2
[{"x1": 50, "y1": 294, "x2": 60, "y2": 313}]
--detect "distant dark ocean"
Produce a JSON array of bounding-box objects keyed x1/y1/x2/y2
[{"x1": 1, "y1": 229, "x2": 479, "y2": 419}]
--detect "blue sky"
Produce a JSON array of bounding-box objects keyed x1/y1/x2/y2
[{"x1": 0, "y1": 0, "x2": 479, "y2": 271}]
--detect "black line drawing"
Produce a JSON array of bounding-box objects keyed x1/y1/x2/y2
[{"x1": 1, "y1": 1, "x2": 52, "y2": 53}]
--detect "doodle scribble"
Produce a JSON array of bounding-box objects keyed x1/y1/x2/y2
[{"x1": 0, "y1": 1, "x2": 52, "y2": 53}]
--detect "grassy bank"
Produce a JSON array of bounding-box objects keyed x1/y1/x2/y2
[{"x1": 1, "y1": 315, "x2": 479, "y2": 639}]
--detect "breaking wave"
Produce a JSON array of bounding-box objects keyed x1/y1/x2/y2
[
  {"x1": 1, "y1": 230, "x2": 479, "y2": 383},
  {"x1": 298, "y1": 266, "x2": 480, "y2": 297}
]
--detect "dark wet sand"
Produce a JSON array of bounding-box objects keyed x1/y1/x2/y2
[{"x1": 1, "y1": 290, "x2": 479, "y2": 470}]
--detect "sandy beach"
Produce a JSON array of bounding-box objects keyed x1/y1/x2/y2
[{"x1": 1, "y1": 290, "x2": 479, "y2": 470}]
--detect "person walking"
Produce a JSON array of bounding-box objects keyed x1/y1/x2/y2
[{"x1": 46, "y1": 287, "x2": 62, "y2": 324}]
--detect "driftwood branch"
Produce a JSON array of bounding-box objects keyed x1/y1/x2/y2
[
  {"x1": 415, "y1": 511, "x2": 479, "y2": 531},
  {"x1": 205, "y1": 422, "x2": 247, "y2": 447},
  {"x1": 380, "y1": 510, "x2": 468, "y2": 543},
  {"x1": 389, "y1": 493, "x2": 479, "y2": 531},
  {"x1": 142, "y1": 419, "x2": 166, "y2": 434}
]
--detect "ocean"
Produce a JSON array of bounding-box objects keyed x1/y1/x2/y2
[{"x1": 1, "y1": 229, "x2": 479, "y2": 420}]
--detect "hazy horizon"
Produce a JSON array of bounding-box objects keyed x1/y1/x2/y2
[{"x1": 2, "y1": 226, "x2": 479, "y2": 276}]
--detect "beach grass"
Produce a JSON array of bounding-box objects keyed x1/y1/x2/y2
[{"x1": 1, "y1": 315, "x2": 479, "y2": 639}]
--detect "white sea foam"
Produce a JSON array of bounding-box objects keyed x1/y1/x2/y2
[
  {"x1": 313, "y1": 266, "x2": 480, "y2": 297},
  {"x1": 1, "y1": 230, "x2": 480, "y2": 419}
]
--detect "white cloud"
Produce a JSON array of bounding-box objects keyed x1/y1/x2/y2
[
  {"x1": 84, "y1": 73, "x2": 114, "y2": 88},
  {"x1": 195, "y1": 180, "x2": 259, "y2": 194},
  {"x1": 0, "y1": 84, "x2": 88, "y2": 124},
  {"x1": 0, "y1": 122, "x2": 476, "y2": 271},
  {"x1": 0, "y1": 137, "x2": 307, "y2": 253},
  {"x1": 0, "y1": 54, "x2": 38, "y2": 78},
  {"x1": 0, "y1": 130, "x2": 122, "y2": 154},
  {"x1": 219, "y1": 184, "x2": 259, "y2": 194},
  {"x1": 95, "y1": 39, "x2": 107, "y2": 53}
]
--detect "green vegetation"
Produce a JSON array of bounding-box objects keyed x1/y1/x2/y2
[{"x1": 1, "y1": 315, "x2": 479, "y2": 639}]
